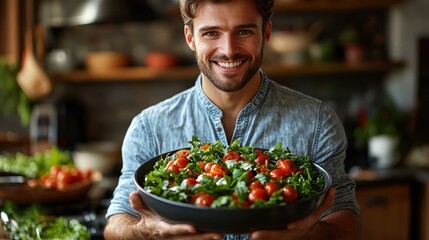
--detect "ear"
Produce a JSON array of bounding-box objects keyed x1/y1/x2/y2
[
  {"x1": 184, "y1": 25, "x2": 196, "y2": 51},
  {"x1": 263, "y1": 21, "x2": 272, "y2": 46}
]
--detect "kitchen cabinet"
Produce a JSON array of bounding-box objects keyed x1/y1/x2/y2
[
  {"x1": 48, "y1": 0, "x2": 405, "y2": 82},
  {"x1": 418, "y1": 182, "x2": 429, "y2": 240},
  {"x1": 355, "y1": 183, "x2": 411, "y2": 240}
]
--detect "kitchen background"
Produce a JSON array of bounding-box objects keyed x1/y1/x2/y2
[{"x1": 1, "y1": 0, "x2": 429, "y2": 239}]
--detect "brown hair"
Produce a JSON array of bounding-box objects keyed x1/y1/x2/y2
[{"x1": 180, "y1": 0, "x2": 274, "y2": 32}]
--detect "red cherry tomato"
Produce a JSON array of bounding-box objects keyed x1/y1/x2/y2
[
  {"x1": 265, "y1": 182, "x2": 279, "y2": 196},
  {"x1": 222, "y1": 150, "x2": 241, "y2": 161},
  {"x1": 249, "y1": 180, "x2": 264, "y2": 190},
  {"x1": 181, "y1": 177, "x2": 198, "y2": 186},
  {"x1": 174, "y1": 157, "x2": 189, "y2": 168},
  {"x1": 210, "y1": 163, "x2": 227, "y2": 178},
  {"x1": 50, "y1": 165, "x2": 62, "y2": 178},
  {"x1": 175, "y1": 149, "x2": 190, "y2": 158},
  {"x1": 254, "y1": 150, "x2": 268, "y2": 165},
  {"x1": 247, "y1": 171, "x2": 255, "y2": 184},
  {"x1": 198, "y1": 161, "x2": 205, "y2": 171},
  {"x1": 276, "y1": 159, "x2": 297, "y2": 176},
  {"x1": 165, "y1": 160, "x2": 180, "y2": 173},
  {"x1": 41, "y1": 174, "x2": 56, "y2": 189},
  {"x1": 192, "y1": 192, "x2": 215, "y2": 207},
  {"x1": 248, "y1": 188, "x2": 268, "y2": 203},
  {"x1": 27, "y1": 179, "x2": 39, "y2": 187},
  {"x1": 204, "y1": 162, "x2": 216, "y2": 173},
  {"x1": 57, "y1": 170, "x2": 73, "y2": 185},
  {"x1": 282, "y1": 185, "x2": 298, "y2": 203},
  {"x1": 269, "y1": 169, "x2": 285, "y2": 181},
  {"x1": 69, "y1": 167, "x2": 83, "y2": 183}
]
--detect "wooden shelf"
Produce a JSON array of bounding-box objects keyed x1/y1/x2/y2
[
  {"x1": 274, "y1": 0, "x2": 405, "y2": 12},
  {"x1": 166, "y1": 0, "x2": 404, "y2": 16},
  {"x1": 265, "y1": 61, "x2": 404, "y2": 77},
  {"x1": 53, "y1": 66, "x2": 200, "y2": 82},
  {"x1": 52, "y1": 61, "x2": 404, "y2": 82}
]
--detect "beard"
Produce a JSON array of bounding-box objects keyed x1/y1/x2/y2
[{"x1": 195, "y1": 47, "x2": 264, "y2": 92}]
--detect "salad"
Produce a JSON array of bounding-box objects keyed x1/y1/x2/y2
[{"x1": 142, "y1": 136, "x2": 325, "y2": 208}]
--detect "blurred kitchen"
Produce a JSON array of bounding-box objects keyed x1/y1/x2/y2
[{"x1": 1, "y1": 0, "x2": 429, "y2": 239}]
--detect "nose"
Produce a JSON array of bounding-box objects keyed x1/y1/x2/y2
[{"x1": 219, "y1": 34, "x2": 239, "y2": 58}]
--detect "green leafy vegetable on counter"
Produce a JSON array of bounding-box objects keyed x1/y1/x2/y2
[
  {"x1": 0, "y1": 146, "x2": 73, "y2": 178},
  {"x1": 1, "y1": 201, "x2": 90, "y2": 240}
]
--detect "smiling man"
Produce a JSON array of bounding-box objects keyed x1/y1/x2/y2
[{"x1": 104, "y1": 0, "x2": 361, "y2": 239}]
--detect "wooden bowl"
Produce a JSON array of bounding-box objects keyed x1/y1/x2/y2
[
  {"x1": 0, "y1": 171, "x2": 102, "y2": 204},
  {"x1": 85, "y1": 52, "x2": 130, "y2": 72},
  {"x1": 144, "y1": 52, "x2": 179, "y2": 69}
]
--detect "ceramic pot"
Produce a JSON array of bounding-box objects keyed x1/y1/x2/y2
[{"x1": 368, "y1": 135, "x2": 399, "y2": 169}]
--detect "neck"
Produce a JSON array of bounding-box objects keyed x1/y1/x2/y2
[{"x1": 202, "y1": 72, "x2": 261, "y2": 141}]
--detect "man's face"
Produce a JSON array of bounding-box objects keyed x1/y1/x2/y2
[{"x1": 184, "y1": 0, "x2": 271, "y2": 92}]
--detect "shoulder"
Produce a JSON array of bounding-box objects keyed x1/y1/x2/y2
[
  {"x1": 137, "y1": 86, "x2": 197, "y2": 120},
  {"x1": 264, "y1": 80, "x2": 331, "y2": 118},
  {"x1": 269, "y1": 80, "x2": 323, "y2": 105}
]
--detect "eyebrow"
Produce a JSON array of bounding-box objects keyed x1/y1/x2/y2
[{"x1": 197, "y1": 23, "x2": 258, "y2": 33}]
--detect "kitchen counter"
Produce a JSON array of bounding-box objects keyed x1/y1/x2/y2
[
  {"x1": 350, "y1": 166, "x2": 429, "y2": 240},
  {"x1": 349, "y1": 166, "x2": 429, "y2": 187}
]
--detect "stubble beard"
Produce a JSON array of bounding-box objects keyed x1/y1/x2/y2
[{"x1": 196, "y1": 47, "x2": 264, "y2": 92}]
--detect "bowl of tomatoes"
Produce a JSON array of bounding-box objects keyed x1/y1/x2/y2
[
  {"x1": 0, "y1": 165, "x2": 101, "y2": 204},
  {"x1": 134, "y1": 137, "x2": 331, "y2": 233}
]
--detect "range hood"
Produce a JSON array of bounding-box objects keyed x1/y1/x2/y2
[{"x1": 41, "y1": 0, "x2": 158, "y2": 27}]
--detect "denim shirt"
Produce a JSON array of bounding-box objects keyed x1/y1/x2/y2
[{"x1": 106, "y1": 70, "x2": 359, "y2": 238}]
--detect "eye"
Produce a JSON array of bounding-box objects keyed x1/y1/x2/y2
[
  {"x1": 203, "y1": 31, "x2": 219, "y2": 37},
  {"x1": 237, "y1": 29, "x2": 252, "y2": 36}
]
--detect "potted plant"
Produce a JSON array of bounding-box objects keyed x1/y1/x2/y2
[
  {"x1": 339, "y1": 26, "x2": 365, "y2": 64},
  {"x1": 354, "y1": 97, "x2": 405, "y2": 169},
  {"x1": 0, "y1": 59, "x2": 32, "y2": 126}
]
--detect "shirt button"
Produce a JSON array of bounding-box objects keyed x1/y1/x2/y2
[{"x1": 216, "y1": 127, "x2": 222, "y2": 132}]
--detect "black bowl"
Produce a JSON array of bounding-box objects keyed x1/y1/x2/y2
[{"x1": 134, "y1": 150, "x2": 332, "y2": 234}]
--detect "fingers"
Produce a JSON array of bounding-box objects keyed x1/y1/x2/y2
[
  {"x1": 287, "y1": 187, "x2": 336, "y2": 230},
  {"x1": 172, "y1": 232, "x2": 224, "y2": 240},
  {"x1": 129, "y1": 192, "x2": 213, "y2": 238},
  {"x1": 249, "y1": 188, "x2": 336, "y2": 240}
]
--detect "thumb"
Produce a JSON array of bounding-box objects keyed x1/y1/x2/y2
[{"x1": 130, "y1": 191, "x2": 151, "y2": 213}]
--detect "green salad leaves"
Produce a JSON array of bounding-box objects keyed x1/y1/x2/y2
[
  {"x1": 1, "y1": 201, "x2": 90, "y2": 240},
  {"x1": 0, "y1": 146, "x2": 73, "y2": 178},
  {"x1": 142, "y1": 136, "x2": 325, "y2": 208}
]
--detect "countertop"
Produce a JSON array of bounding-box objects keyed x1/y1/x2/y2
[{"x1": 349, "y1": 166, "x2": 429, "y2": 187}]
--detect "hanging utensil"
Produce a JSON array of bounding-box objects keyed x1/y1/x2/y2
[{"x1": 17, "y1": 0, "x2": 52, "y2": 100}]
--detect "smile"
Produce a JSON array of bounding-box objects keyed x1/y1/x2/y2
[{"x1": 217, "y1": 61, "x2": 243, "y2": 68}]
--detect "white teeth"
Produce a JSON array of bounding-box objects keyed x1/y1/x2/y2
[{"x1": 218, "y1": 61, "x2": 242, "y2": 68}]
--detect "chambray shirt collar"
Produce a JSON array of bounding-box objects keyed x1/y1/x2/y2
[{"x1": 194, "y1": 69, "x2": 270, "y2": 118}]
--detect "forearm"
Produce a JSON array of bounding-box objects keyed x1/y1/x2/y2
[
  {"x1": 301, "y1": 210, "x2": 361, "y2": 240},
  {"x1": 104, "y1": 214, "x2": 141, "y2": 240}
]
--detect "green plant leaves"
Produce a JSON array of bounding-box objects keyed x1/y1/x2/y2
[{"x1": 0, "y1": 59, "x2": 32, "y2": 126}]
